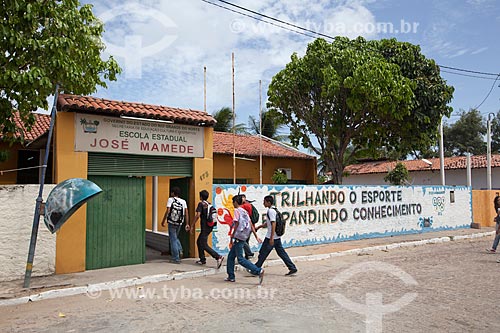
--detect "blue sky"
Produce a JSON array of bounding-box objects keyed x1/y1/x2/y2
[{"x1": 84, "y1": 0, "x2": 500, "y2": 129}]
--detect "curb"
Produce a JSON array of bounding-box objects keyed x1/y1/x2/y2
[{"x1": 0, "y1": 231, "x2": 494, "y2": 307}]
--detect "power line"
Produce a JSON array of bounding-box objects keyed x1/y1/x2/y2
[
  {"x1": 204, "y1": 0, "x2": 500, "y2": 77},
  {"x1": 441, "y1": 69, "x2": 500, "y2": 81},
  {"x1": 212, "y1": 0, "x2": 334, "y2": 40},
  {"x1": 439, "y1": 65, "x2": 498, "y2": 77},
  {"x1": 474, "y1": 74, "x2": 500, "y2": 110},
  {"x1": 200, "y1": 0, "x2": 317, "y2": 39}
]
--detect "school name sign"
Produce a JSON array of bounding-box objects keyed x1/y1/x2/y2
[
  {"x1": 211, "y1": 184, "x2": 472, "y2": 253},
  {"x1": 74, "y1": 113, "x2": 204, "y2": 157}
]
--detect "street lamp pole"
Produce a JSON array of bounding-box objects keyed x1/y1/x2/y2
[
  {"x1": 487, "y1": 112, "x2": 495, "y2": 190},
  {"x1": 439, "y1": 119, "x2": 446, "y2": 185},
  {"x1": 466, "y1": 152, "x2": 471, "y2": 188}
]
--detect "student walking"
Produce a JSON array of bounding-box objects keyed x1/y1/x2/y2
[
  {"x1": 161, "y1": 187, "x2": 188, "y2": 264},
  {"x1": 186, "y1": 190, "x2": 224, "y2": 269},
  {"x1": 255, "y1": 195, "x2": 298, "y2": 276},
  {"x1": 225, "y1": 195, "x2": 264, "y2": 284},
  {"x1": 240, "y1": 194, "x2": 259, "y2": 259}
]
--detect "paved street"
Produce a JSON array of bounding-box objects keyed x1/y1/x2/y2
[{"x1": 1, "y1": 237, "x2": 499, "y2": 333}]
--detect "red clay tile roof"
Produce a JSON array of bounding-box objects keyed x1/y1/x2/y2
[
  {"x1": 213, "y1": 131, "x2": 315, "y2": 159},
  {"x1": 0, "y1": 112, "x2": 51, "y2": 142},
  {"x1": 8, "y1": 112, "x2": 315, "y2": 160},
  {"x1": 23, "y1": 113, "x2": 51, "y2": 141},
  {"x1": 345, "y1": 155, "x2": 500, "y2": 174},
  {"x1": 57, "y1": 94, "x2": 216, "y2": 126}
]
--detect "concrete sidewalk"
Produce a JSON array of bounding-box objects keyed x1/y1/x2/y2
[{"x1": 0, "y1": 227, "x2": 495, "y2": 307}]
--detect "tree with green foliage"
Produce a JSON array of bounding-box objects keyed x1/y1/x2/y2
[
  {"x1": 0, "y1": 0, "x2": 120, "y2": 140},
  {"x1": 490, "y1": 110, "x2": 500, "y2": 154},
  {"x1": 1, "y1": 0, "x2": 121, "y2": 142},
  {"x1": 271, "y1": 169, "x2": 288, "y2": 184},
  {"x1": 443, "y1": 109, "x2": 486, "y2": 156},
  {"x1": 267, "y1": 37, "x2": 453, "y2": 184},
  {"x1": 248, "y1": 109, "x2": 286, "y2": 141},
  {"x1": 212, "y1": 107, "x2": 247, "y2": 133},
  {"x1": 384, "y1": 162, "x2": 410, "y2": 185}
]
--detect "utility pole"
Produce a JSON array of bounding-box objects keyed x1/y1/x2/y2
[
  {"x1": 487, "y1": 112, "x2": 495, "y2": 190},
  {"x1": 24, "y1": 85, "x2": 59, "y2": 288},
  {"x1": 204, "y1": 66, "x2": 207, "y2": 112},
  {"x1": 232, "y1": 53, "x2": 236, "y2": 184},
  {"x1": 259, "y1": 79, "x2": 263, "y2": 185},
  {"x1": 439, "y1": 119, "x2": 446, "y2": 185}
]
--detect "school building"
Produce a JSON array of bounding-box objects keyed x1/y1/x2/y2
[{"x1": 0, "y1": 94, "x2": 316, "y2": 275}]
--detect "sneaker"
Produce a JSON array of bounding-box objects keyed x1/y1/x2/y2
[
  {"x1": 169, "y1": 259, "x2": 181, "y2": 264},
  {"x1": 486, "y1": 248, "x2": 496, "y2": 254},
  {"x1": 258, "y1": 269, "x2": 265, "y2": 285},
  {"x1": 195, "y1": 260, "x2": 206, "y2": 265},
  {"x1": 224, "y1": 277, "x2": 235, "y2": 282},
  {"x1": 285, "y1": 269, "x2": 298, "y2": 276},
  {"x1": 217, "y1": 256, "x2": 225, "y2": 269}
]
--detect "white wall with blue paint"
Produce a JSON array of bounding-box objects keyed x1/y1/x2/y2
[{"x1": 211, "y1": 184, "x2": 472, "y2": 254}]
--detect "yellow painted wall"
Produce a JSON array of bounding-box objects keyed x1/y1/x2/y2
[
  {"x1": 0, "y1": 142, "x2": 21, "y2": 184},
  {"x1": 54, "y1": 112, "x2": 88, "y2": 274},
  {"x1": 189, "y1": 128, "x2": 214, "y2": 257},
  {"x1": 213, "y1": 154, "x2": 317, "y2": 184},
  {"x1": 472, "y1": 190, "x2": 500, "y2": 227}
]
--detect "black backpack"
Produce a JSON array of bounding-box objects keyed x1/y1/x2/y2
[
  {"x1": 168, "y1": 198, "x2": 184, "y2": 225},
  {"x1": 250, "y1": 204, "x2": 260, "y2": 224},
  {"x1": 269, "y1": 206, "x2": 285, "y2": 236},
  {"x1": 203, "y1": 201, "x2": 218, "y2": 227}
]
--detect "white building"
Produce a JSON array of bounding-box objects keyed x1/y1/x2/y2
[{"x1": 342, "y1": 154, "x2": 500, "y2": 190}]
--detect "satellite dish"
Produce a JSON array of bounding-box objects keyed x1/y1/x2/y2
[{"x1": 43, "y1": 178, "x2": 102, "y2": 233}]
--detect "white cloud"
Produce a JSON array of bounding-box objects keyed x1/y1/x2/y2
[
  {"x1": 88, "y1": 0, "x2": 380, "y2": 121},
  {"x1": 471, "y1": 47, "x2": 488, "y2": 55},
  {"x1": 449, "y1": 48, "x2": 469, "y2": 58}
]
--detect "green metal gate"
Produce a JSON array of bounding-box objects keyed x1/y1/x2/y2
[{"x1": 86, "y1": 175, "x2": 145, "y2": 270}]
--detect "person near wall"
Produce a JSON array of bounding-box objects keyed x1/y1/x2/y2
[
  {"x1": 486, "y1": 196, "x2": 500, "y2": 258},
  {"x1": 254, "y1": 195, "x2": 298, "y2": 276},
  {"x1": 225, "y1": 195, "x2": 264, "y2": 284},
  {"x1": 186, "y1": 190, "x2": 224, "y2": 269},
  {"x1": 161, "y1": 186, "x2": 188, "y2": 264},
  {"x1": 240, "y1": 194, "x2": 260, "y2": 259}
]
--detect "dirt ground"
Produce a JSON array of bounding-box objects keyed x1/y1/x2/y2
[{"x1": 1, "y1": 237, "x2": 499, "y2": 333}]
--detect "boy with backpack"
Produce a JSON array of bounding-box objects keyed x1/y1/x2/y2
[
  {"x1": 161, "y1": 187, "x2": 188, "y2": 264},
  {"x1": 186, "y1": 190, "x2": 224, "y2": 269},
  {"x1": 240, "y1": 194, "x2": 261, "y2": 259},
  {"x1": 255, "y1": 195, "x2": 297, "y2": 276},
  {"x1": 225, "y1": 195, "x2": 264, "y2": 284}
]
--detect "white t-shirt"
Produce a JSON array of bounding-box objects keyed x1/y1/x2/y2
[
  {"x1": 167, "y1": 196, "x2": 187, "y2": 223},
  {"x1": 265, "y1": 207, "x2": 281, "y2": 240}
]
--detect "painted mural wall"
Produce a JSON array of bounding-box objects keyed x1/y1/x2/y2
[{"x1": 212, "y1": 184, "x2": 472, "y2": 254}]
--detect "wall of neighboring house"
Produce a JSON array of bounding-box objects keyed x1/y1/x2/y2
[
  {"x1": 214, "y1": 154, "x2": 317, "y2": 184},
  {"x1": 343, "y1": 168, "x2": 500, "y2": 190},
  {"x1": 472, "y1": 190, "x2": 500, "y2": 227},
  {"x1": 0, "y1": 142, "x2": 21, "y2": 184},
  {"x1": 0, "y1": 184, "x2": 56, "y2": 282}
]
